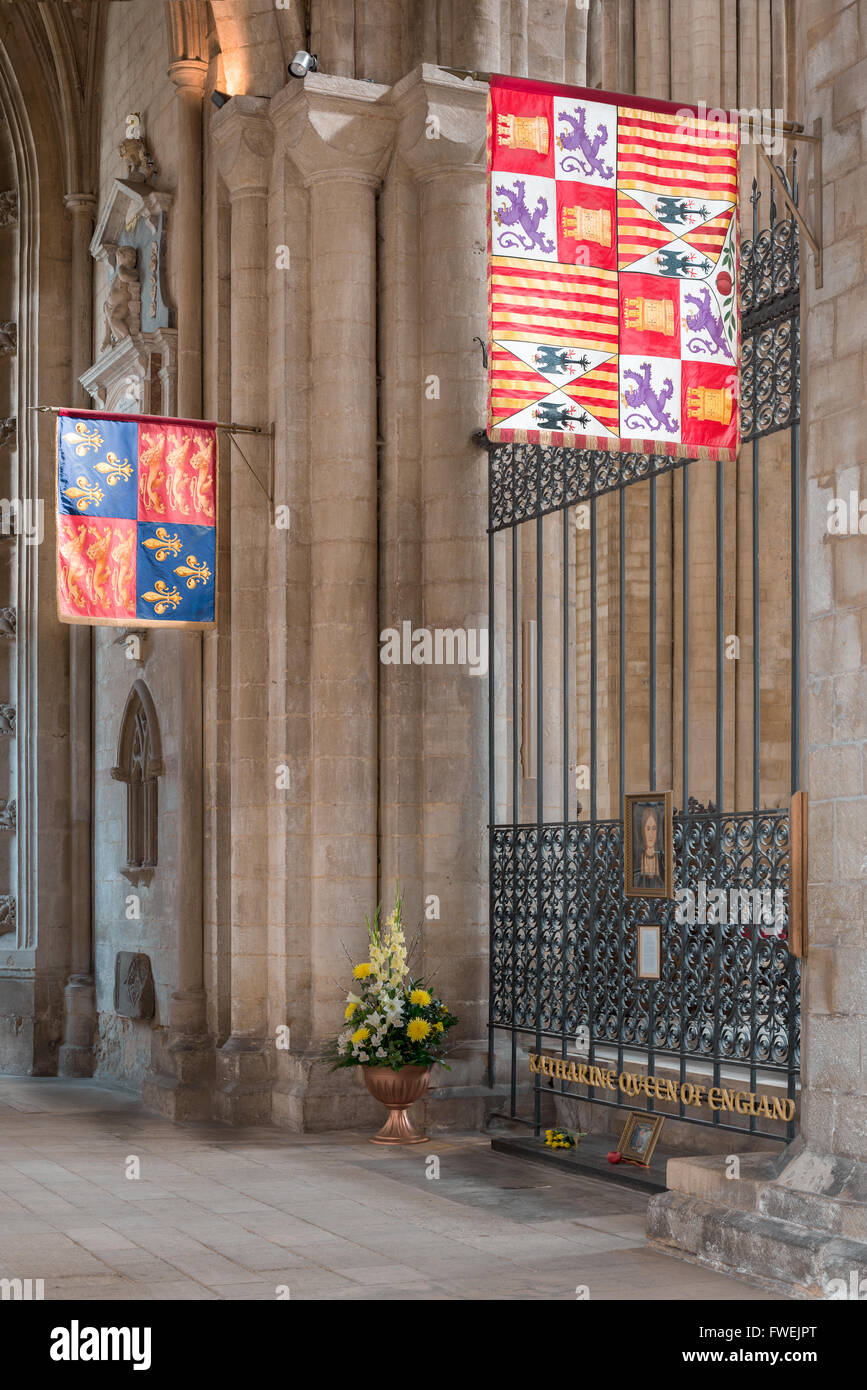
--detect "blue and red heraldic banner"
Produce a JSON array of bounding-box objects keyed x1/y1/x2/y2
[
  {"x1": 56, "y1": 409, "x2": 217, "y2": 627},
  {"x1": 487, "y1": 75, "x2": 740, "y2": 461}
]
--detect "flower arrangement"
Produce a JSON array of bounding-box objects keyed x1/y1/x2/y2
[
  {"x1": 544, "y1": 1127, "x2": 579, "y2": 1150},
  {"x1": 329, "y1": 886, "x2": 458, "y2": 1072}
]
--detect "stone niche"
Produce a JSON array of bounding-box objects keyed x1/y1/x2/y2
[{"x1": 81, "y1": 178, "x2": 177, "y2": 416}]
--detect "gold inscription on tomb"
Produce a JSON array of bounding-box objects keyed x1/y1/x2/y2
[{"x1": 527, "y1": 1052, "x2": 795, "y2": 1122}]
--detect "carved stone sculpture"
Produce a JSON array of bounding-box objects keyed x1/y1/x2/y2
[
  {"x1": 0, "y1": 895, "x2": 15, "y2": 933},
  {"x1": 0, "y1": 418, "x2": 15, "y2": 451},
  {"x1": 0, "y1": 704, "x2": 16, "y2": 735},
  {"x1": 0, "y1": 607, "x2": 16, "y2": 637},
  {"x1": 0, "y1": 322, "x2": 16, "y2": 357},
  {"x1": 118, "y1": 115, "x2": 157, "y2": 184},
  {"x1": 115, "y1": 952, "x2": 155, "y2": 1019},
  {"x1": 0, "y1": 191, "x2": 17, "y2": 227},
  {"x1": 0, "y1": 799, "x2": 16, "y2": 830},
  {"x1": 100, "y1": 245, "x2": 139, "y2": 351}
]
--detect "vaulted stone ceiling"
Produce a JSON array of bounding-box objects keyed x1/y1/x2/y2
[{"x1": 3, "y1": 0, "x2": 107, "y2": 194}]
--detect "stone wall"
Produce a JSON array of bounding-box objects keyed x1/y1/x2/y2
[
  {"x1": 0, "y1": 0, "x2": 823, "y2": 1145},
  {"x1": 799, "y1": 0, "x2": 867, "y2": 1163},
  {"x1": 646, "y1": 0, "x2": 867, "y2": 1298},
  {"x1": 88, "y1": 0, "x2": 188, "y2": 1088}
]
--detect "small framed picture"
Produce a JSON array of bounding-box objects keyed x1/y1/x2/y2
[
  {"x1": 637, "y1": 923, "x2": 661, "y2": 979},
  {"x1": 624, "y1": 791, "x2": 673, "y2": 899},
  {"x1": 618, "y1": 1112, "x2": 665, "y2": 1166}
]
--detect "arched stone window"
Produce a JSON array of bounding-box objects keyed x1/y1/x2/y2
[{"x1": 111, "y1": 680, "x2": 163, "y2": 881}]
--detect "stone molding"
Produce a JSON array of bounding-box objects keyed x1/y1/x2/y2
[
  {"x1": 90, "y1": 180, "x2": 171, "y2": 265},
  {"x1": 392, "y1": 64, "x2": 487, "y2": 184},
  {"x1": 79, "y1": 327, "x2": 178, "y2": 416},
  {"x1": 62, "y1": 191, "x2": 96, "y2": 219},
  {"x1": 168, "y1": 58, "x2": 207, "y2": 94},
  {"x1": 270, "y1": 72, "x2": 395, "y2": 188},
  {"x1": 210, "y1": 95, "x2": 273, "y2": 197}
]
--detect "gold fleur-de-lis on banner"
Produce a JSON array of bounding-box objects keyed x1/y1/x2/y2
[
  {"x1": 63, "y1": 477, "x2": 104, "y2": 512},
  {"x1": 62, "y1": 422, "x2": 103, "y2": 456},
  {"x1": 94, "y1": 452, "x2": 133, "y2": 486},
  {"x1": 174, "y1": 555, "x2": 211, "y2": 590},
  {"x1": 142, "y1": 527, "x2": 182, "y2": 561},
  {"x1": 141, "y1": 579, "x2": 182, "y2": 614}
]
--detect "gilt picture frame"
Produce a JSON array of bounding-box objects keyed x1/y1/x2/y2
[
  {"x1": 618, "y1": 1112, "x2": 665, "y2": 1166},
  {"x1": 624, "y1": 791, "x2": 673, "y2": 900}
]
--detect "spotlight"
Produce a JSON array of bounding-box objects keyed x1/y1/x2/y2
[
  {"x1": 211, "y1": 90, "x2": 231, "y2": 109},
  {"x1": 288, "y1": 51, "x2": 318, "y2": 79}
]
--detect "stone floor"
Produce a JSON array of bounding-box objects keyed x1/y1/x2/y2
[{"x1": 0, "y1": 1076, "x2": 779, "y2": 1300}]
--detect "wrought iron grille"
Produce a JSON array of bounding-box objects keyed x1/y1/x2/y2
[{"x1": 487, "y1": 152, "x2": 802, "y2": 1142}]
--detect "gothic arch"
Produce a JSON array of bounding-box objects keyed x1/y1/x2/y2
[{"x1": 111, "y1": 679, "x2": 164, "y2": 878}]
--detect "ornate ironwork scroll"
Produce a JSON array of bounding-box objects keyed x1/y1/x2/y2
[{"x1": 492, "y1": 809, "x2": 799, "y2": 1076}]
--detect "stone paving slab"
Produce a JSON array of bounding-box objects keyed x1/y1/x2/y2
[{"x1": 0, "y1": 1076, "x2": 781, "y2": 1301}]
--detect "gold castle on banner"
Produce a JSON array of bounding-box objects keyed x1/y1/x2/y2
[
  {"x1": 624, "y1": 295, "x2": 676, "y2": 337},
  {"x1": 561, "y1": 204, "x2": 612, "y2": 246},
  {"x1": 496, "y1": 112, "x2": 549, "y2": 154},
  {"x1": 687, "y1": 383, "x2": 734, "y2": 425},
  {"x1": 528, "y1": 1052, "x2": 795, "y2": 1122}
]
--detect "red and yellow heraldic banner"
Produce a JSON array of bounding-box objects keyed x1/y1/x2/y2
[
  {"x1": 56, "y1": 409, "x2": 217, "y2": 628},
  {"x1": 487, "y1": 75, "x2": 740, "y2": 461}
]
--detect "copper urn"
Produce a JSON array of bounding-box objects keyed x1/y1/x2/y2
[{"x1": 362, "y1": 1064, "x2": 431, "y2": 1145}]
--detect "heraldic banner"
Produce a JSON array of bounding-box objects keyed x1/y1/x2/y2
[
  {"x1": 487, "y1": 75, "x2": 740, "y2": 461},
  {"x1": 56, "y1": 408, "x2": 217, "y2": 628}
]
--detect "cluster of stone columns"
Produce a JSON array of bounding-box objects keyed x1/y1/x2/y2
[{"x1": 200, "y1": 66, "x2": 495, "y2": 1125}]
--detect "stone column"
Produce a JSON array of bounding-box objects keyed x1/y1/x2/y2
[
  {"x1": 648, "y1": 0, "x2": 867, "y2": 1295},
  {"x1": 794, "y1": 0, "x2": 867, "y2": 1187},
  {"x1": 169, "y1": 59, "x2": 206, "y2": 417},
  {"x1": 169, "y1": 57, "x2": 206, "y2": 1035},
  {"x1": 142, "y1": 61, "x2": 210, "y2": 1119},
  {"x1": 394, "y1": 66, "x2": 499, "y2": 1126},
  {"x1": 211, "y1": 97, "x2": 274, "y2": 1122},
  {"x1": 58, "y1": 192, "x2": 96, "y2": 1078},
  {"x1": 270, "y1": 73, "x2": 394, "y2": 1128}
]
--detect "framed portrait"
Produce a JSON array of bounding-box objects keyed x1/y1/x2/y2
[
  {"x1": 618, "y1": 1112, "x2": 665, "y2": 1166},
  {"x1": 637, "y1": 923, "x2": 661, "y2": 979},
  {"x1": 624, "y1": 791, "x2": 673, "y2": 899}
]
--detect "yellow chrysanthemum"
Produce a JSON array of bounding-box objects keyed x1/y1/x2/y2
[
  {"x1": 351, "y1": 1027, "x2": 370, "y2": 1045},
  {"x1": 353, "y1": 963, "x2": 373, "y2": 980},
  {"x1": 434, "y1": 1022, "x2": 444, "y2": 1032},
  {"x1": 409, "y1": 988, "x2": 431, "y2": 1007},
  {"x1": 407, "y1": 1018, "x2": 431, "y2": 1043},
  {"x1": 345, "y1": 1001, "x2": 360, "y2": 1020}
]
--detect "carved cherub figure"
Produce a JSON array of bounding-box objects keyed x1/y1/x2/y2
[{"x1": 101, "y1": 245, "x2": 139, "y2": 351}]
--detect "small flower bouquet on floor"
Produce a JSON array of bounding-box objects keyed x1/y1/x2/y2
[
  {"x1": 544, "y1": 1127, "x2": 583, "y2": 1150},
  {"x1": 328, "y1": 886, "x2": 459, "y2": 1072}
]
